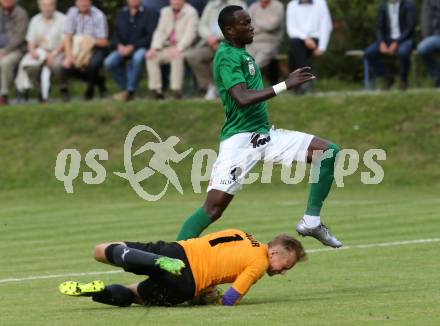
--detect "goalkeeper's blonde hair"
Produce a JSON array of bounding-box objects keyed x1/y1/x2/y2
[{"x1": 268, "y1": 235, "x2": 307, "y2": 262}]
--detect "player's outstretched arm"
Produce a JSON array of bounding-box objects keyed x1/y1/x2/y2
[
  {"x1": 228, "y1": 67, "x2": 316, "y2": 107},
  {"x1": 221, "y1": 261, "x2": 268, "y2": 306}
]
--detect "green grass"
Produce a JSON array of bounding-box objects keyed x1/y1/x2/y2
[
  {"x1": 0, "y1": 91, "x2": 439, "y2": 325},
  {"x1": 0, "y1": 185, "x2": 439, "y2": 325},
  {"x1": 0, "y1": 90, "x2": 439, "y2": 190}
]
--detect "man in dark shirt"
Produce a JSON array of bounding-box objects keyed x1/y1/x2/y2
[
  {"x1": 0, "y1": 0, "x2": 28, "y2": 105},
  {"x1": 141, "y1": 0, "x2": 168, "y2": 14},
  {"x1": 364, "y1": 0, "x2": 416, "y2": 91},
  {"x1": 142, "y1": 0, "x2": 207, "y2": 17},
  {"x1": 105, "y1": 0, "x2": 158, "y2": 101},
  {"x1": 142, "y1": 0, "x2": 207, "y2": 15},
  {"x1": 187, "y1": 0, "x2": 209, "y2": 16},
  {"x1": 417, "y1": 0, "x2": 440, "y2": 88}
]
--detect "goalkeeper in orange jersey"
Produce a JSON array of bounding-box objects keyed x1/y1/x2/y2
[{"x1": 59, "y1": 229, "x2": 306, "y2": 306}]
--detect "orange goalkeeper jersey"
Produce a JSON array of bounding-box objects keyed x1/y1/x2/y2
[{"x1": 178, "y1": 229, "x2": 269, "y2": 297}]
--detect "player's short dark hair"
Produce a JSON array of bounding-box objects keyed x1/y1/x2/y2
[
  {"x1": 268, "y1": 235, "x2": 307, "y2": 262},
  {"x1": 218, "y1": 5, "x2": 244, "y2": 34}
]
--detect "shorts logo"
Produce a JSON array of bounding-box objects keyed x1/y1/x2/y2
[
  {"x1": 230, "y1": 167, "x2": 238, "y2": 182},
  {"x1": 251, "y1": 134, "x2": 271, "y2": 148},
  {"x1": 220, "y1": 179, "x2": 235, "y2": 185},
  {"x1": 219, "y1": 166, "x2": 241, "y2": 185},
  {"x1": 121, "y1": 248, "x2": 130, "y2": 261}
]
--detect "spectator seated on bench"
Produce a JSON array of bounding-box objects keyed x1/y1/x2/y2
[
  {"x1": 246, "y1": 0, "x2": 284, "y2": 73},
  {"x1": 364, "y1": 0, "x2": 417, "y2": 91}
]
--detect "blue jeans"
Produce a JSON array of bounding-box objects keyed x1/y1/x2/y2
[
  {"x1": 364, "y1": 39, "x2": 413, "y2": 82},
  {"x1": 104, "y1": 48, "x2": 146, "y2": 92},
  {"x1": 417, "y1": 35, "x2": 440, "y2": 86}
]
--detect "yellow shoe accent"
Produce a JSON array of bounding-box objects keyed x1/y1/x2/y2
[{"x1": 59, "y1": 280, "x2": 105, "y2": 297}]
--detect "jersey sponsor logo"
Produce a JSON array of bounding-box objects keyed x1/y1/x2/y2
[
  {"x1": 248, "y1": 62, "x2": 255, "y2": 76},
  {"x1": 245, "y1": 233, "x2": 260, "y2": 247},
  {"x1": 245, "y1": 56, "x2": 256, "y2": 76}
]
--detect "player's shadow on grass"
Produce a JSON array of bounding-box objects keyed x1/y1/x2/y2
[{"x1": 70, "y1": 303, "x2": 215, "y2": 311}]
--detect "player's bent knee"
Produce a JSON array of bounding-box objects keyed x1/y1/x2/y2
[
  {"x1": 94, "y1": 242, "x2": 124, "y2": 263},
  {"x1": 93, "y1": 244, "x2": 108, "y2": 263}
]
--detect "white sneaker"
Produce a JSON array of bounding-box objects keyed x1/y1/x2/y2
[{"x1": 204, "y1": 84, "x2": 218, "y2": 100}]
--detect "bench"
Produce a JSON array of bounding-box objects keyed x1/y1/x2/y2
[
  {"x1": 258, "y1": 54, "x2": 289, "y2": 85},
  {"x1": 345, "y1": 50, "x2": 377, "y2": 91},
  {"x1": 346, "y1": 49, "x2": 418, "y2": 91}
]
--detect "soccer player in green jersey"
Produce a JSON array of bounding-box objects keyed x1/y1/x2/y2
[{"x1": 177, "y1": 5, "x2": 342, "y2": 248}]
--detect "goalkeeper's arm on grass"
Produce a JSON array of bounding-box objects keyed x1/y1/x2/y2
[{"x1": 221, "y1": 261, "x2": 268, "y2": 306}]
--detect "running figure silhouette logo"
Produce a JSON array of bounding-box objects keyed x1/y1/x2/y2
[{"x1": 114, "y1": 125, "x2": 193, "y2": 201}]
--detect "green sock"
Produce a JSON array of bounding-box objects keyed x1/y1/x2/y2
[
  {"x1": 305, "y1": 143, "x2": 340, "y2": 216},
  {"x1": 176, "y1": 207, "x2": 212, "y2": 241}
]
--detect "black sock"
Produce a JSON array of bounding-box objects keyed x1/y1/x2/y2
[
  {"x1": 92, "y1": 285, "x2": 134, "y2": 307},
  {"x1": 105, "y1": 244, "x2": 161, "y2": 275}
]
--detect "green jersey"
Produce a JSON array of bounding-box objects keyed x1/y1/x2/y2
[{"x1": 214, "y1": 42, "x2": 270, "y2": 141}]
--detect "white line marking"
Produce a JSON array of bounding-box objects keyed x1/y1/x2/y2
[
  {"x1": 1, "y1": 238, "x2": 439, "y2": 285},
  {"x1": 307, "y1": 237, "x2": 440, "y2": 253},
  {"x1": 0, "y1": 270, "x2": 122, "y2": 284}
]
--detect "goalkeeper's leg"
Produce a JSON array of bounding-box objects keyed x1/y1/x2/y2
[
  {"x1": 59, "y1": 280, "x2": 143, "y2": 307},
  {"x1": 94, "y1": 242, "x2": 185, "y2": 276}
]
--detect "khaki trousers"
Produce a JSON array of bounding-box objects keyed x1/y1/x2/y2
[
  {"x1": 0, "y1": 50, "x2": 23, "y2": 95},
  {"x1": 184, "y1": 45, "x2": 215, "y2": 90},
  {"x1": 22, "y1": 53, "x2": 64, "y2": 91},
  {"x1": 147, "y1": 47, "x2": 184, "y2": 91},
  {"x1": 246, "y1": 42, "x2": 279, "y2": 69}
]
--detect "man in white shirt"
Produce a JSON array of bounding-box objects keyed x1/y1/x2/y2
[
  {"x1": 286, "y1": 0, "x2": 332, "y2": 93},
  {"x1": 15, "y1": 0, "x2": 65, "y2": 102},
  {"x1": 364, "y1": 0, "x2": 416, "y2": 91},
  {"x1": 247, "y1": 0, "x2": 284, "y2": 70}
]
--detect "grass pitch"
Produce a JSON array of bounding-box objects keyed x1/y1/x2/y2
[
  {"x1": 0, "y1": 185, "x2": 439, "y2": 326},
  {"x1": 0, "y1": 91, "x2": 439, "y2": 325}
]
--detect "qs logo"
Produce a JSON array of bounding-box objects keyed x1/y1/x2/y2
[{"x1": 55, "y1": 125, "x2": 195, "y2": 201}]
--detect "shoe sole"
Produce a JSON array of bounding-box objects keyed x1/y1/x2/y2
[
  {"x1": 297, "y1": 231, "x2": 343, "y2": 249},
  {"x1": 59, "y1": 280, "x2": 105, "y2": 296}
]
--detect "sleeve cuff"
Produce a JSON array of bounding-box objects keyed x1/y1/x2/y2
[{"x1": 221, "y1": 287, "x2": 241, "y2": 306}]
